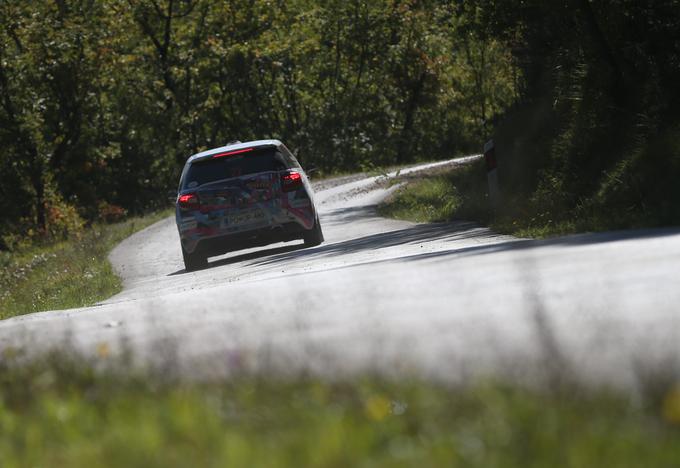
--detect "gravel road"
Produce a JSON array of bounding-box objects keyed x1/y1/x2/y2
[{"x1": 2, "y1": 157, "x2": 680, "y2": 391}]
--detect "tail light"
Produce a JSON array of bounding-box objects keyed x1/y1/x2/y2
[
  {"x1": 281, "y1": 171, "x2": 303, "y2": 192},
  {"x1": 178, "y1": 193, "x2": 200, "y2": 210}
]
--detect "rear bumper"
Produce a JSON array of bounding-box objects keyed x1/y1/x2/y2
[
  {"x1": 183, "y1": 222, "x2": 307, "y2": 257},
  {"x1": 176, "y1": 191, "x2": 317, "y2": 256}
]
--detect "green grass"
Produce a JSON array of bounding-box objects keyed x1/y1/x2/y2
[
  {"x1": 1, "y1": 354, "x2": 680, "y2": 467},
  {"x1": 0, "y1": 209, "x2": 172, "y2": 319},
  {"x1": 379, "y1": 159, "x2": 493, "y2": 226},
  {"x1": 378, "y1": 159, "x2": 609, "y2": 238},
  {"x1": 379, "y1": 177, "x2": 461, "y2": 223}
]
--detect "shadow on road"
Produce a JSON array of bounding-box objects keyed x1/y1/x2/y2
[
  {"x1": 245, "y1": 219, "x2": 680, "y2": 270},
  {"x1": 320, "y1": 206, "x2": 379, "y2": 225},
  {"x1": 168, "y1": 203, "x2": 680, "y2": 276},
  {"x1": 244, "y1": 220, "x2": 508, "y2": 269},
  {"x1": 167, "y1": 243, "x2": 307, "y2": 276}
]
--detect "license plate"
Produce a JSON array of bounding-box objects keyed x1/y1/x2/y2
[{"x1": 227, "y1": 209, "x2": 264, "y2": 226}]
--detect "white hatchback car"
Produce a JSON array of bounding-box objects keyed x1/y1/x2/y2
[{"x1": 175, "y1": 140, "x2": 323, "y2": 271}]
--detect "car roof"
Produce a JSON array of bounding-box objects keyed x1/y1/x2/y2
[{"x1": 186, "y1": 139, "x2": 283, "y2": 164}]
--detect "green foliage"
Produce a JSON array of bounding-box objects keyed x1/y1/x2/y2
[
  {"x1": 378, "y1": 159, "x2": 646, "y2": 238},
  {"x1": 0, "y1": 209, "x2": 171, "y2": 319},
  {"x1": 1, "y1": 354, "x2": 680, "y2": 467},
  {"x1": 380, "y1": 176, "x2": 462, "y2": 223},
  {"x1": 7, "y1": 1, "x2": 677, "y2": 240},
  {"x1": 486, "y1": 0, "x2": 680, "y2": 231},
  {"x1": 379, "y1": 160, "x2": 491, "y2": 225},
  {"x1": 0, "y1": 1, "x2": 519, "y2": 245},
  {"x1": 1, "y1": 176, "x2": 85, "y2": 250}
]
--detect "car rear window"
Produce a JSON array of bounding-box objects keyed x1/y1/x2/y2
[{"x1": 183, "y1": 147, "x2": 286, "y2": 188}]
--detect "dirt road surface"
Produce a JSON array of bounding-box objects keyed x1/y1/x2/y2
[{"x1": 2, "y1": 157, "x2": 680, "y2": 391}]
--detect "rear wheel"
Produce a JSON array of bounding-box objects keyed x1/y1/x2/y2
[
  {"x1": 303, "y1": 215, "x2": 324, "y2": 247},
  {"x1": 182, "y1": 246, "x2": 207, "y2": 271}
]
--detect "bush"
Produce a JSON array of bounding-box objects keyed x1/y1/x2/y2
[{"x1": 97, "y1": 201, "x2": 128, "y2": 224}]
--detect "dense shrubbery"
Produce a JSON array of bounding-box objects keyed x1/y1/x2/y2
[
  {"x1": 485, "y1": 0, "x2": 680, "y2": 230},
  {"x1": 3, "y1": 1, "x2": 678, "y2": 246},
  {"x1": 0, "y1": 1, "x2": 517, "y2": 246},
  {"x1": 0, "y1": 209, "x2": 171, "y2": 319}
]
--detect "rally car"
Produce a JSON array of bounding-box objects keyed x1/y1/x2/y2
[{"x1": 175, "y1": 139, "x2": 323, "y2": 271}]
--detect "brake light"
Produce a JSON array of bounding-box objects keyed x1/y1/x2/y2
[
  {"x1": 281, "y1": 171, "x2": 303, "y2": 192},
  {"x1": 212, "y1": 147, "x2": 254, "y2": 159},
  {"x1": 178, "y1": 193, "x2": 199, "y2": 210}
]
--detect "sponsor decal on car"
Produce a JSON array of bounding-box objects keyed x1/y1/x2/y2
[
  {"x1": 246, "y1": 179, "x2": 272, "y2": 191},
  {"x1": 223, "y1": 208, "x2": 266, "y2": 227},
  {"x1": 180, "y1": 218, "x2": 198, "y2": 231}
]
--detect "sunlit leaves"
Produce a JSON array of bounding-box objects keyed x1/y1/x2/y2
[{"x1": 0, "y1": 0, "x2": 520, "y2": 239}]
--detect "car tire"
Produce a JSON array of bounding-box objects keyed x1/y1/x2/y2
[
  {"x1": 182, "y1": 246, "x2": 207, "y2": 271},
  {"x1": 303, "y1": 215, "x2": 324, "y2": 247}
]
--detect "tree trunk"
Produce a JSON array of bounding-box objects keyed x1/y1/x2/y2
[
  {"x1": 577, "y1": 0, "x2": 626, "y2": 103},
  {"x1": 396, "y1": 70, "x2": 427, "y2": 163},
  {"x1": 30, "y1": 155, "x2": 46, "y2": 232}
]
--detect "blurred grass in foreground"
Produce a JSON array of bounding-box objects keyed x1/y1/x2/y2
[
  {"x1": 1, "y1": 354, "x2": 679, "y2": 467},
  {"x1": 0, "y1": 209, "x2": 172, "y2": 319}
]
